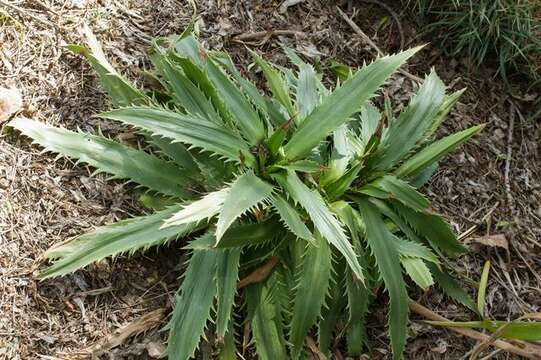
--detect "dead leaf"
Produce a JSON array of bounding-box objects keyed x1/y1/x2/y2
[
  {"x1": 0, "y1": 86, "x2": 23, "y2": 123},
  {"x1": 467, "y1": 234, "x2": 508, "y2": 250}
]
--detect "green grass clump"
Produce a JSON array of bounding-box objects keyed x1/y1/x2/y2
[{"x1": 405, "y1": 0, "x2": 541, "y2": 85}]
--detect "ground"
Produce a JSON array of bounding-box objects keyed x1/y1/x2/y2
[{"x1": 0, "y1": 0, "x2": 540, "y2": 359}]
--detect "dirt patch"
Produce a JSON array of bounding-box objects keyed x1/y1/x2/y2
[{"x1": 1, "y1": 0, "x2": 539, "y2": 359}]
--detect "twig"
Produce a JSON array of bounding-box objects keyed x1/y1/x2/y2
[
  {"x1": 504, "y1": 100, "x2": 515, "y2": 207},
  {"x1": 336, "y1": 6, "x2": 422, "y2": 83},
  {"x1": 469, "y1": 322, "x2": 512, "y2": 360},
  {"x1": 409, "y1": 301, "x2": 541, "y2": 359},
  {"x1": 237, "y1": 256, "x2": 279, "y2": 289},
  {"x1": 358, "y1": 0, "x2": 405, "y2": 50},
  {"x1": 84, "y1": 308, "x2": 165, "y2": 356},
  {"x1": 232, "y1": 30, "x2": 303, "y2": 46}
]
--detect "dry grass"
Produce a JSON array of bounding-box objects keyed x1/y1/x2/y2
[{"x1": 0, "y1": 0, "x2": 540, "y2": 359}]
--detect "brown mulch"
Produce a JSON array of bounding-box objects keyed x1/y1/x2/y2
[{"x1": 0, "y1": 0, "x2": 539, "y2": 359}]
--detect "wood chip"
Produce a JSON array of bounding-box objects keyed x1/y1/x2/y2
[{"x1": 0, "y1": 86, "x2": 22, "y2": 123}]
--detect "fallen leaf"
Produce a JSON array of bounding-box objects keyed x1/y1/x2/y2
[
  {"x1": 467, "y1": 234, "x2": 508, "y2": 250},
  {"x1": 0, "y1": 86, "x2": 23, "y2": 123}
]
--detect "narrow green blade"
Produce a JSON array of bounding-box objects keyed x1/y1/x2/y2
[
  {"x1": 284, "y1": 47, "x2": 422, "y2": 161},
  {"x1": 9, "y1": 118, "x2": 194, "y2": 198},
  {"x1": 277, "y1": 171, "x2": 364, "y2": 282},
  {"x1": 250, "y1": 50, "x2": 295, "y2": 117},
  {"x1": 368, "y1": 175, "x2": 430, "y2": 211},
  {"x1": 163, "y1": 187, "x2": 229, "y2": 227},
  {"x1": 428, "y1": 263, "x2": 477, "y2": 313},
  {"x1": 101, "y1": 107, "x2": 255, "y2": 166},
  {"x1": 425, "y1": 320, "x2": 541, "y2": 341},
  {"x1": 392, "y1": 202, "x2": 466, "y2": 256},
  {"x1": 68, "y1": 25, "x2": 146, "y2": 107},
  {"x1": 246, "y1": 282, "x2": 288, "y2": 360},
  {"x1": 296, "y1": 63, "x2": 320, "y2": 120},
  {"x1": 401, "y1": 258, "x2": 434, "y2": 290},
  {"x1": 216, "y1": 248, "x2": 241, "y2": 338},
  {"x1": 357, "y1": 199, "x2": 408, "y2": 360},
  {"x1": 271, "y1": 194, "x2": 315, "y2": 244},
  {"x1": 289, "y1": 233, "x2": 332, "y2": 358},
  {"x1": 216, "y1": 171, "x2": 274, "y2": 241},
  {"x1": 206, "y1": 59, "x2": 266, "y2": 143},
  {"x1": 377, "y1": 70, "x2": 445, "y2": 169},
  {"x1": 40, "y1": 204, "x2": 200, "y2": 279},
  {"x1": 166, "y1": 250, "x2": 218, "y2": 360},
  {"x1": 395, "y1": 124, "x2": 484, "y2": 178}
]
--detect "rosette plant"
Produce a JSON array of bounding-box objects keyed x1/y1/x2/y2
[{"x1": 9, "y1": 25, "x2": 483, "y2": 359}]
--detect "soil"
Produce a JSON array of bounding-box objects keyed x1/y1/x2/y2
[{"x1": 0, "y1": 0, "x2": 539, "y2": 359}]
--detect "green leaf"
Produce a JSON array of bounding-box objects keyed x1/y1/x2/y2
[
  {"x1": 318, "y1": 260, "x2": 347, "y2": 356},
  {"x1": 394, "y1": 124, "x2": 484, "y2": 178},
  {"x1": 274, "y1": 159, "x2": 323, "y2": 173},
  {"x1": 377, "y1": 70, "x2": 445, "y2": 169},
  {"x1": 359, "y1": 103, "x2": 381, "y2": 147},
  {"x1": 477, "y1": 260, "x2": 491, "y2": 316},
  {"x1": 163, "y1": 187, "x2": 229, "y2": 227},
  {"x1": 321, "y1": 125, "x2": 351, "y2": 185},
  {"x1": 357, "y1": 199, "x2": 408, "y2": 360},
  {"x1": 250, "y1": 50, "x2": 295, "y2": 117},
  {"x1": 284, "y1": 47, "x2": 422, "y2": 161},
  {"x1": 392, "y1": 202, "x2": 466, "y2": 256},
  {"x1": 216, "y1": 171, "x2": 274, "y2": 241},
  {"x1": 428, "y1": 263, "x2": 478, "y2": 313},
  {"x1": 216, "y1": 248, "x2": 241, "y2": 338},
  {"x1": 166, "y1": 250, "x2": 218, "y2": 360},
  {"x1": 424, "y1": 89, "x2": 465, "y2": 140},
  {"x1": 369, "y1": 175, "x2": 430, "y2": 211},
  {"x1": 68, "y1": 25, "x2": 146, "y2": 107},
  {"x1": 345, "y1": 268, "x2": 371, "y2": 355},
  {"x1": 40, "y1": 204, "x2": 200, "y2": 279},
  {"x1": 394, "y1": 237, "x2": 439, "y2": 264},
  {"x1": 246, "y1": 282, "x2": 288, "y2": 360},
  {"x1": 9, "y1": 118, "x2": 194, "y2": 198},
  {"x1": 424, "y1": 320, "x2": 541, "y2": 341},
  {"x1": 277, "y1": 171, "x2": 365, "y2": 282},
  {"x1": 149, "y1": 135, "x2": 200, "y2": 174},
  {"x1": 296, "y1": 63, "x2": 320, "y2": 120},
  {"x1": 401, "y1": 258, "x2": 434, "y2": 290},
  {"x1": 206, "y1": 59, "x2": 266, "y2": 143},
  {"x1": 289, "y1": 233, "x2": 332, "y2": 358},
  {"x1": 271, "y1": 194, "x2": 315, "y2": 244},
  {"x1": 185, "y1": 216, "x2": 281, "y2": 249},
  {"x1": 101, "y1": 107, "x2": 256, "y2": 166},
  {"x1": 149, "y1": 47, "x2": 221, "y2": 123}
]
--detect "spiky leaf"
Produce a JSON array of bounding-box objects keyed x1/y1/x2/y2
[
  {"x1": 216, "y1": 248, "x2": 241, "y2": 337},
  {"x1": 271, "y1": 194, "x2": 315, "y2": 244},
  {"x1": 216, "y1": 171, "x2": 274, "y2": 241},
  {"x1": 395, "y1": 124, "x2": 484, "y2": 178},
  {"x1": 40, "y1": 205, "x2": 200, "y2": 279},
  {"x1": 289, "y1": 233, "x2": 332, "y2": 358},
  {"x1": 277, "y1": 171, "x2": 364, "y2": 282},
  {"x1": 9, "y1": 118, "x2": 194, "y2": 198},
  {"x1": 357, "y1": 199, "x2": 408, "y2": 360},
  {"x1": 284, "y1": 47, "x2": 422, "y2": 161},
  {"x1": 101, "y1": 107, "x2": 256, "y2": 166},
  {"x1": 167, "y1": 250, "x2": 218, "y2": 360}
]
